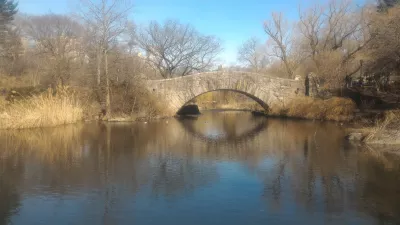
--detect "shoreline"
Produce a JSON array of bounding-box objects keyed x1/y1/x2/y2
[{"x1": 2, "y1": 109, "x2": 399, "y2": 152}]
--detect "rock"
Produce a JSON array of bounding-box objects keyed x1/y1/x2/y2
[{"x1": 345, "y1": 132, "x2": 364, "y2": 141}]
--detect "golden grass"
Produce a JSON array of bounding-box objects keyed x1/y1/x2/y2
[
  {"x1": 0, "y1": 86, "x2": 83, "y2": 129},
  {"x1": 364, "y1": 110, "x2": 400, "y2": 145},
  {"x1": 0, "y1": 95, "x2": 7, "y2": 109},
  {"x1": 270, "y1": 96, "x2": 357, "y2": 122}
]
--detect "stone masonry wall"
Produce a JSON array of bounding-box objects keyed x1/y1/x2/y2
[{"x1": 146, "y1": 71, "x2": 305, "y2": 113}]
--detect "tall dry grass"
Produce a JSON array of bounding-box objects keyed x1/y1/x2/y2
[
  {"x1": 364, "y1": 110, "x2": 400, "y2": 145},
  {"x1": 0, "y1": 95, "x2": 7, "y2": 109},
  {"x1": 0, "y1": 86, "x2": 83, "y2": 129},
  {"x1": 270, "y1": 96, "x2": 356, "y2": 122}
]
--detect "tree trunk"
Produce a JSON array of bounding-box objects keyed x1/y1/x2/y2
[
  {"x1": 97, "y1": 50, "x2": 101, "y2": 86},
  {"x1": 104, "y1": 50, "x2": 111, "y2": 119},
  {"x1": 94, "y1": 50, "x2": 103, "y2": 107},
  {"x1": 283, "y1": 59, "x2": 293, "y2": 79}
]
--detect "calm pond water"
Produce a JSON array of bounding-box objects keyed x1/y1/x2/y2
[{"x1": 1, "y1": 111, "x2": 400, "y2": 225}]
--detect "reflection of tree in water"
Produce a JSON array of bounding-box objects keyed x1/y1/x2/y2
[
  {"x1": 0, "y1": 122, "x2": 219, "y2": 196},
  {"x1": 0, "y1": 148, "x2": 24, "y2": 225},
  {"x1": 352, "y1": 151, "x2": 400, "y2": 223},
  {"x1": 1, "y1": 115, "x2": 400, "y2": 224},
  {"x1": 148, "y1": 153, "x2": 217, "y2": 198},
  {"x1": 254, "y1": 121, "x2": 400, "y2": 223}
]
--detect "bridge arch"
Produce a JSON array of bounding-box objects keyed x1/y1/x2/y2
[
  {"x1": 146, "y1": 71, "x2": 305, "y2": 114},
  {"x1": 179, "y1": 89, "x2": 270, "y2": 112}
]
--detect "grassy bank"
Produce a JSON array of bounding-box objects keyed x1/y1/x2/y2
[
  {"x1": 0, "y1": 87, "x2": 83, "y2": 129},
  {"x1": 0, "y1": 79, "x2": 173, "y2": 129},
  {"x1": 268, "y1": 96, "x2": 357, "y2": 122}
]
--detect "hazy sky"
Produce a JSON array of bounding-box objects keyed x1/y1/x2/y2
[{"x1": 18, "y1": 0, "x2": 367, "y2": 64}]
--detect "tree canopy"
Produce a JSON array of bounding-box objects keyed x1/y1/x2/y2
[
  {"x1": 136, "y1": 20, "x2": 222, "y2": 78},
  {"x1": 0, "y1": 0, "x2": 18, "y2": 48},
  {"x1": 0, "y1": 0, "x2": 17, "y2": 25}
]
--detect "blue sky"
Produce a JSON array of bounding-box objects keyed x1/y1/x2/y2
[{"x1": 18, "y1": 0, "x2": 367, "y2": 64}]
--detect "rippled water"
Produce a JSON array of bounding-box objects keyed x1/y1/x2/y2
[{"x1": 1, "y1": 111, "x2": 400, "y2": 225}]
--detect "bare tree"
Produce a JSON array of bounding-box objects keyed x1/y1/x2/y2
[
  {"x1": 363, "y1": 5, "x2": 400, "y2": 91},
  {"x1": 124, "y1": 21, "x2": 137, "y2": 55},
  {"x1": 237, "y1": 37, "x2": 269, "y2": 72},
  {"x1": 78, "y1": 0, "x2": 133, "y2": 118},
  {"x1": 296, "y1": 0, "x2": 371, "y2": 89},
  {"x1": 0, "y1": 26, "x2": 23, "y2": 75},
  {"x1": 24, "y1": 14, "x2": 84, "y2": 85},
  {"x1": 298, "y1": 5, "x2": 324, "y2": 66},
  {"x1": 298, "y1": 1, "x2": 366, "y2": 55},
  {"x1": 136, "y1": 20, "x2": 222, "y2": 78},
  {"x1": 322, "y1": 0, "x2": 362, "y2": 51},
  {"x1": 263, "y1": 13, "x2": 294, "y2": 78}
]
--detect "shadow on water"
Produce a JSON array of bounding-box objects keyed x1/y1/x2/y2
[{"x1": 0, "y1": 111, "x2": 400, "y2": 224}]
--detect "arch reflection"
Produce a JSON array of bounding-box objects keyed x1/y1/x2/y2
[{"x1": 178, "y1": 111, "x2": 268, "y2": 143}]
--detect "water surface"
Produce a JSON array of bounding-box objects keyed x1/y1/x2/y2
[{"x1": 1, "y1": 111, "x2": 400, "y2": 225}]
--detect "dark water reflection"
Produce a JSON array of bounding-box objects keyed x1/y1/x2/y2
[{"x1": 0, "y1": 111, "x2": 400, "y2": 225}]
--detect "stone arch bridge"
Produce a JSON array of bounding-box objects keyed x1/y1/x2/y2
[{"x1": 146, "y1": 71, "x2": 305, "y2": 114}]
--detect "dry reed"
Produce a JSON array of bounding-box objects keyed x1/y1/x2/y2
[
  {"x1": 0, "y1": 86, "x2": 83, "y2": 129},
  {"x1": 270, "y1": 96, "x2": 356, "y2": 122},
  {"x1": 364, "y1": 110, "x2": 400, "y2": 144}
]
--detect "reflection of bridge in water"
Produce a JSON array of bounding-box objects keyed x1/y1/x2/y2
[{"x1": 178, "y1": 111, "x2": 269, "y2": 143}]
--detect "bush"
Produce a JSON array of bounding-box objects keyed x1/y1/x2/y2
[
  {"x1": 270, "y1": 96, "x2": 357, "y2": 121},
  {"x1": 108, "y1": 79, "x2": 173, "y2": 120},
  {"x1": 0, "y1": 86, "x2": 83, "y2": 129}
]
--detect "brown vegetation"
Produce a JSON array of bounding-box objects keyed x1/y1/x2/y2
[
  {"x1": 0, "y1": 76, "x2": 171, "y2": 128},
  {"x1": 0, "y1": 86, "x2": 83, "y2": 129},
  {"x1": 236, "y1": 0, "x2": 399, "y2": 96},
  {"x1": 363, "y1": 110, "x2": 400, "y2": 144},
  {"x1": 269, "y1": 96, "x2": 357, "y2": 122},
  {"x1": 0, "y1": 0, "x2": 223, "y2": 127}
]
